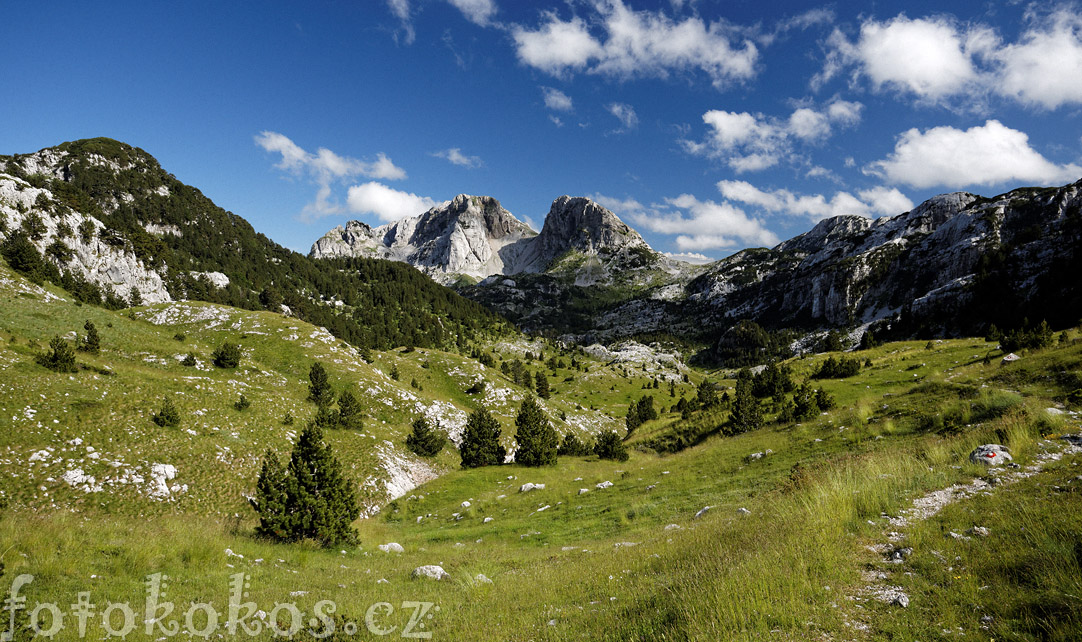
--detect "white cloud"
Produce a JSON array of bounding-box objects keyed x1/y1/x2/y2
[
  {"x1": 346, "y1": 182, "x2": 437, "y2": 222},
  {"x1": 607, "y1": 102, "x2": 639, "y2": 131},
  {"x1": 386, "y1": 0, "x2": 415, "y2": 44},
  {"x1": 549, "y1": 115, "x2": 565, "y2": 127},
  {"x1": 664, "y1": 251, "x2": 715, "y2": 265},
  {"x1": 867, "y1": 120, "x2": 1082, "y2": 189},
  {"x1": 631, "y1": 194, "x2": 779, "y2": 250},
  {"x1": 431, "y1": 148, "x2": 483, "y2": 168},
  {"x1": 993, "y1": 9, "x2": 1082, "y2": 109},
  {"x1": 717, "y1": 180, "x2": 913, "y2": 220},
  {"x1": 684, "y1": 99, "x2": 862, "y2": 172},
  {"x1": 512, "y1": 1, "x2": 758, "y2": 88},
  {"x1": 541, "y1": 87, "x2": 573, "y2": 111},
  {"x1": 446, "y1": 0, "x2": 497, "y2": 26},
  {"x1": 255, "y1": 131, "x2": 407, "y2": 219},
  {"x1": 512, "y1": 15, "x2": 602, "y2": 74},
  {"x1": 817, "y1": 9, "x2": 1082, "y2": 109}
]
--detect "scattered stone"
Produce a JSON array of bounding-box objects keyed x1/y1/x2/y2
[
  {"x1": 411, "y1": 565, "x2": 450, "y2": 581},
  {"x1": 664, "y1": 524, "x2": 682, "y2": 531},
  {"x1": 483, "y1": 517, "x2": 494, "y2": 523},
  {"x1": 461, "y1": 501, "x2": 471, "y2": 508},
  {"x1": 892, "y1": 594, "x2": 910, "y2": 608},
  {"x1": 595, "y1": 481, "x2": 613, "y2": 490},
  {"x1": 745, "y1": 449, "x2": 774, "y2": 462},
  {"x1": 1060, "y1": 433, "x2": 1082, "y2": 447},
  {"x1": 693, "y1": 506, "x2": 712, "y2": 520},
  {"x1": 969, "y1": 444, "x2": 1012, "y2": 467},
  {"x1": 519, "y1": 483, "x2": 545, "y2": 493},
  {"x1": 474, "y1": 574, "x2": 493, "y2": 585},
  {"x1": 736, "y1": 507, "x2": 751, "y2": 516},
  {"x1": 614, "y1": 542, "x2": 638, "y2": 548},
  {"x1": 888, "y1": 547, "x2": 913, "y2": 563},
  {"x1": 967, "y1": 526, "x2": 990, "y2": 538},
  {"x1": 578, "y1": 488, "x2": 589, "y2": 495},
  {"x1": 378, "y1": 543, "x2": 404, "y2": 553}
]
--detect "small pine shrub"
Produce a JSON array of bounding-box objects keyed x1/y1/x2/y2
[
  {"x1": 152, "y1": 397, "x2": 181, "y2": 427},
  {"x1": 308, "y1": 362, "x2": 335, "y2": 407},
  {"x1": 594, "y1": 430, "x2": 629, "y2": 462},
  {"x1": 36, "y1": 335, "x2": 77, "y2": 372},
  {"x1": 406, "y1": 417, "x2": 445, "y2": 457},
  {"x1": 78, "y1": 320, "x2": 100, "y2": 354},
  {"x1": 181, "y1": 352, "x2": 197, "y2": 366},
  {"x1": 282, "y1": 412, "x2": 295, "y2": 426},
  {"x1": 557, "y1": 432, "x2": 593, "y2": 457},
  {"x1": 212, "y1": 342, "x2": 242, "y2": 369},
  {"x1": 234, "y1": 394, "x2": 251, "y2": 411}
]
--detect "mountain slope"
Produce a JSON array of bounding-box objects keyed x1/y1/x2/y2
[{"x1": 0, "y1": 138, "x2": 506, "y2": 351}]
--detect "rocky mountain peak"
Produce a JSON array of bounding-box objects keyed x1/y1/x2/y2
[{"x1": 538, "y1": 196, "x2": 647, "y2": 254}]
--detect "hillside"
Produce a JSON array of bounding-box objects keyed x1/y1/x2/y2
[
  {"x1": 2, "y1": 253, "x2": 1081, "y2": 640},
  {"x1": 0, "y1": 138, "x2": 506, "y2": 352}
]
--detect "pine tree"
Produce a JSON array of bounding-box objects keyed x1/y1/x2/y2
[
  {"x1": 252, "y1": 450, "x2": 289, "y2": 540},
  {"x1": 152, "y1": 396, "x2": 181, "y2": 427},
  {"x1": 730, "y1": 375, "x2": 762, "y2": 434},
  {"x1": 37, "y1": 335, "x2": 78, "y2": 372},
  {"x1": 514, "y1": 397, "x2": 558, "y2": 467},
  {"x1": 78, "y1": 321, "x2": 100, "y2": 354},
  {"x1": 557, "y1": 432, "x2": 592, "y2": 457},
  {"x1": 792, "y1": 381, "x2": 819, "y2": 420},
  {"x1": 212, "y1": 342, "x2": 242, "y2": 368},
  {"x1": 459, "y1": 406, "x2": 506, "y2": 468},
  {"x1": 406, "y1": 417, "x2": 445, "y2": 457},
  {"x1": 336, "y1": 389, "x2": 363, "y2": 430},
  {"x1": 390, "y1": 364, "x2": 400, "y2": 381},
  {"x1": 534, "y1": 371, "x2": 550, "y2": 399},
  {"x1": 696, "y1": 379, "x2": 719, "y2": 409},
  {"x1": 308, "y1": 362, "x2": 335, "y2": 407},
  {"x1": 250, "y1": 422, "x2": 359, "y2": 545},
  {"x1": 594, "y1": 430, "x2": 629, "y2": 462},
  {"x1": 233, "y1": 394, "x2": 251, "y2": 411}
]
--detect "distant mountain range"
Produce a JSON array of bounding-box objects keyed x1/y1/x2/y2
[
  {"x1": 3, "y1": 138, "x2": 1080, "y2": 357},
  {"x1": 312, "y1": 179, "x2": 1082, "y2": 347}
]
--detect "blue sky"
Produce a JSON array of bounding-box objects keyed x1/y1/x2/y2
[{"x1": 2, "y1": 1, "x2": 1081, "y2": 259}]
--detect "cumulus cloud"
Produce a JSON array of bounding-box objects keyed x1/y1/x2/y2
[
  {"x1": 993, "y1": 9, "x2": 1082, "y2": 109},
  {"x1": 255, "y1": 131, "x2": 407, "y2": 220},
  {"x1": 717, "y1": 180, "x2": 913, "y2": 221},
  {"x1": 431, "y1": 148, "x2": 483, "y2": 168},
  {"x1": 386, "y1": 0, "x2": 415, "y2": 44},
  {"x1": 511, "y1": 1, "x2": 758, "y2": 88},
  {"x1": 867, "y1": 120, "x2": 1082, "y2": 189},
  {"x1": 346, "y1": 182, "x2": 438, "y2": 222},
  {"x1": 541, "y1": 87, "x2": 573, "y2": 111},
  {"x1": 607, "y1": 102, "x2": 639, "y2": 131},
  {"x1": 683, "y1": 99, "x2": 862, "y2": 172},
  {"x1": 594, "y1": 192, "x2": 778, "y2": 251},
  {"x1": 816, "y1": 9, "x2": 1082, "y2": 109},
  {"x1": 446, "y1": 0, "x2": 497, "y2": 26},
  {"x1": 663, "y1": 251, "x2": 716, "y2": 265}
]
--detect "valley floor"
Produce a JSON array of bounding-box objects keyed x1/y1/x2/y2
[{"x1": 1, "y1": 263, "x2": 1081, "y2": 641}]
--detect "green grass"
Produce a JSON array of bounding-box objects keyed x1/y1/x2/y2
[{"x1": 1, "y1": 261, "x2": 1081, "y2": 641}]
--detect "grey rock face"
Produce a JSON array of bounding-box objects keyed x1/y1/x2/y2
[{"x1": 311, "y1": 194, "x2": 666, "y2": 286}]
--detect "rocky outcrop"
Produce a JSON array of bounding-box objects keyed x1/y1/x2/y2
[
  {"x1": 311, "y1": 194, "x2": 673, "y2": 287},
  {"x1": 311, "y1": 195, "x2": 536, "y2": 283},
  {"x1": 0, "y1": 174, "x2": 171, "y2": 303}
]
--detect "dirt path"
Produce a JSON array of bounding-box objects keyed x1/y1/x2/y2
[{"x1": 841, "y1": 435, "x2": 1082, "y2": 637}]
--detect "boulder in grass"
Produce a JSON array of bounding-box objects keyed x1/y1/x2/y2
[
  {"x1": 411, "y1": 565, "x2": 450, "y2": 581},
  {"x1": 969, "y1": 444, "x2": 1012, "y2": 466},
  {"x1": 378, "y1": 543, "x2": 404, "y2": 553},
  {"x1": 519, "y1": 483, "x2": 545, "y2": 493}
]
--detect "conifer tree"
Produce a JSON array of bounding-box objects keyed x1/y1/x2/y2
[
  {"x1": 308, "y1": 362, "x2": 335, "y2": 407},
  {"x1": 459, "y1": 406, "x2": 506, "y2": 468},
  {"x1": 152, "y1": 396, "x2": 181, "y2": 427},
  {"x1": 730, "y1": 374, "x2": 762, "y2": 434},
  {"x1": 557, "y1": 432, "x2": 592, "y2": 457},
  {"x1": 406, "y1": 417, "x2": 445, "y2": 457},
  {"x1": 251, "y1": 422, "x2": 359, "y2": 545},
  {"x1": 77, "y1": 320, "x2": 100, "y2": 355},
  {"x1": 336, "y1": 389, "x2": 363, "y2": 430},
  {"x1": 212, "y1": 342, "x2": 242, "y2": 368},
  {"x1": 594, "y1": 429, "x2": 629, "y2": 462},
  {"x1": 534, "y1": 371, "x2": 550, "y2": 399},
  {"x1": 37, "y1": 335, "x2": 78, "y2": 372},
  {"x1": 514, "y1": 397, "x2": 558, "y2": 467}
]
